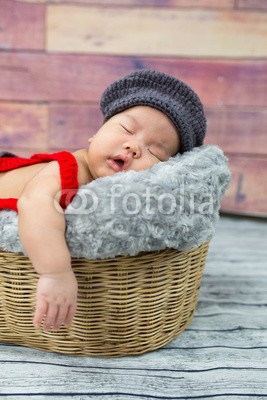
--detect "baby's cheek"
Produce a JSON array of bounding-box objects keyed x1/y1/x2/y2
[{"x1": 139, "y1": 158, "x2": 159, "y2": 172}]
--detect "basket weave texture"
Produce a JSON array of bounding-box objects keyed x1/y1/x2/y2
[{"x1": 0, "y1": 242, "x2": 209, "y2": 356}]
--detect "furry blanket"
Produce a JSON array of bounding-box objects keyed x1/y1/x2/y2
[{"x1": 0, "y1": 145, "x2": 231, "y2": 259}]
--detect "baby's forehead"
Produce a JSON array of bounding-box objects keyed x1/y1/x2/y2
[
  {"x1": 120, "y1": 108, "x2": 179, "y2": 149},
  {"x1": 117, "y1": 105, "x2": 170, "y2": 124},
  {"x1": 119, "y1": 111, "x2": 140, "y2": 125}
]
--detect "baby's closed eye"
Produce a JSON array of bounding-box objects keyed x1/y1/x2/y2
[
  {"x1": 147, "y1": 148, "x2": 162, "y2": 161},
  {"x1": 120, "y1": 124, "x2": 133, "y2": 134}
]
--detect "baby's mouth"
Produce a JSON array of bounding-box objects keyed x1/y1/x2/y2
[
  {"x1": 114, "y1": 159, "x2": 124, "y2": 168},
  {"x1": 107, "y1": 154, "x2": 130, "y2": 172}
]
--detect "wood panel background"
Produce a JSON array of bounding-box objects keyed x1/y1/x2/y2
[{"x1": 0, "y1": 0, "x2": 267, "y2": 216}]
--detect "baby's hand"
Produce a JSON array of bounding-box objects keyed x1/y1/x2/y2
[{"x1": 34, "y1": 269, "x2": 78, "y2": 331}]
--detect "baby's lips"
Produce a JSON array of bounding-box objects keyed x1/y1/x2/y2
[
  {"x1": 110, "y1": 154, "x2": 130, "y2": 171},
  {"x1": 106, "y1": 158, "x2": 123, "y2": 172}
]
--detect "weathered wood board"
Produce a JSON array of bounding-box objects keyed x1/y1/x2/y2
[
  {"x1": 49, "y1": 104, "x2": 102, "y2": 149},
  {"x1": 238, "y1": 0, "x2": 267, "y2": 10},
  {"x1": 47, "y1": 6, "x2": 267, "y2": 57},
  {"x1": 15, "y1": 0, "x2": 237, "y2": 9},
  {"x1": 206, "y1": 107, "x2": 267, "y2": 155},
  {"x1": 0, "y1": 53, "x2": 267, "y2": 107},
  {"x1": 0, "y1": 103, "x2": 48, "y2": 150},
  {"x1": 0, "y1": 0, "x2": 44, "y2": 51},
  {"x1": 3, "y1": 101, "x2": 266, "y2": 155},
  {"x1": 221, "y1": 155, "x2": 267, "y2": 217}
]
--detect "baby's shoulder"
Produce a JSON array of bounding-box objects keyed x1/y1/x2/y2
[{"x1": 72, "y1": 149, "x2": 92, "y2": 185}]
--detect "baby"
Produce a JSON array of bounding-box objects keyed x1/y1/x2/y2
[{"x1": 0, "y1": 69, "x2": 206, "y2": 331}]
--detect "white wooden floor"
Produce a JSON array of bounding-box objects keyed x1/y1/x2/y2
[{"x1": 0, "y1": 215, "x2": 267, "y2": 399}]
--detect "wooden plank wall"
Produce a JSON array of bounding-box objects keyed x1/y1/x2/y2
[{"x1": 0, "y1": 0, "x2": 267, "y2": 216}]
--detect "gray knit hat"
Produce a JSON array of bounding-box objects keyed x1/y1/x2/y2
[{"x1": 100, "y1": 69, "x2": 206, "y2": 153}]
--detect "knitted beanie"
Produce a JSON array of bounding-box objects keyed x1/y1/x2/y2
[{"x1": 100, "y1": 69, "x2": 206, "y2": 153}]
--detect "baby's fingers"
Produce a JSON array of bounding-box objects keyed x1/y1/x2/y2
[
  {"x1": 34, "y1": 299, "x2": 48, "y2": 328},
  {"x1": 53, "y1": 305, "x2": 70, "y2": 331},
  {"x1": 43, "y1": 304, "x2": 59, "y2": 331},
  {"x1": 64, "y1": 303, "x2": 77, "y2": 327},
  {"x1": 45, "y1": 303, "x2": 76, "y2": 331}
]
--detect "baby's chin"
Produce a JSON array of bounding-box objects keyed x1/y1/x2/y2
[{"x1": 92, "y1": 168, "x2": 118, "y2": 180}]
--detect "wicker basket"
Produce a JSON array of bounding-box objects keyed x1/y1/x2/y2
[{"x1": 0, "y1": 242, "x2": 209, "y2": 356}]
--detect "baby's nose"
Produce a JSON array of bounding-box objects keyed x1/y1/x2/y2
[{"x1": 123, "y1": 142, "x2": 142, "y2": 158}]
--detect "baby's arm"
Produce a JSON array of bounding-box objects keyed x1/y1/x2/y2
[{"x1": 17, "y1": 161, "x2": 78, "y2": 331}]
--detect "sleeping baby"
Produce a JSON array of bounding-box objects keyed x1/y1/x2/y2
[{"x1": 0, "y1": 69, "x2": 206, "y2": 331}]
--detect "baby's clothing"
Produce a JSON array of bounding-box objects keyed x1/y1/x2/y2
[{"x1": 0, "y1": 151, "x2": 79, "y2": 212}]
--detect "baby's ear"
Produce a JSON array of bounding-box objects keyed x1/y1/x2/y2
[{"x1": 88, "y1": 136, "x2": 94, "y2": 143}]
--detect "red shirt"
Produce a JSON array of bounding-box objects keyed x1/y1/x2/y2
[{"x1": 0, "y1": 151, "x2": 79, "y2": 212}]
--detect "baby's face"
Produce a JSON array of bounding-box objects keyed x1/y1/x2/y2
[{"x1": 87, "y1": 105, "x2": 180, "y2": 179}]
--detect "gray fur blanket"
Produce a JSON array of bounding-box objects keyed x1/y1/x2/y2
[{"x1": 0, "y1": 145, "x2": 231, "y2": 259}]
